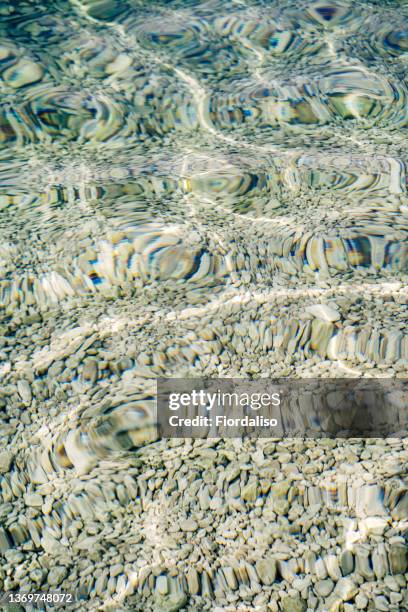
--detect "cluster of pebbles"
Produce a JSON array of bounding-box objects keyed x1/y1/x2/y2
[
  {"x1": 0, "y1": 0, "x2": 407, "y2": 610},
  {"x1": 1, "y1": 436, "x2": 407, "y2": 612}
]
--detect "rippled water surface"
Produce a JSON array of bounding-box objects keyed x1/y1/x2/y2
[{"x1": 0, "y1": 0, "x2": 407, "y2": 609}]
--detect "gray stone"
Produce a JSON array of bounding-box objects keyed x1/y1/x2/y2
[
  {"x1": 389, "y1": 544, "x2": 407, "y2": 574},
  {"x1": 241, "y1": 481, "x2": 258, "y2": 502},
  {"x1": 155, "y1": 575, "x2": 168, "y2": 596},
  {"x1": 325, "y1": 555, "x2": 342, "y2": 581},
  {"x1": 82, "y1": 360, "x2": 98, "y2": 382},
  {"x1": 374, "y1": 595, "x2": 390, "y2": 611},
  {"x1": 179, "y1": 518, "x2": 198, "y2": 532},
  {"x1": 17, "y1": 379, "x2": 32, "y2": 404},
  {"x1": 154, "y1": 592, "x2": 188, "y2": 612},
  {"x1": 281, "y1": 595, "x2": 306, "y2": 612},
  {"x1": 0, "y1": 527, "x2": 12, "y2": 553},
  {"x1": 0, "y1": 451, "x2": 13, "y2": 473},
  {"x1": 355, "y1": 593, "x2": 368, "y2": 609},
  {"x1": 3, "y1": 59, "x2": 43, "y2": 88},
  {"x1": 340, "y1": 550, "x2": 354, "y2": 576},
  {"x1": 305, "y1": 304, "x2": 340, "y2": 322},
  {"x1": 47, "y1": 566, "x2": 67, "y2": 587},
  {"x1": 315, "y1": 578, "x2": 334, "y2": 597},
  {"x1": 41, "y1": 532, "x2": 61, "y2": 555},
  {"x1": 391, "y1": 492, "x2": 408, "y2": 520},
  {"x1": 24, "y1": 493, "x2": 42, "y2": 507},
  {"x1": 355, "y1": 485, "x2": 386, "y2": 517},
  {"x1": 334, "y1": 577, "x2": 358, "y2": 601},
  {"x1": 255, "y1": 558, "x2": 276, "y2": 586},
  {"x1": 110, "y1": 563, "x2": 124, "y2": 577}
]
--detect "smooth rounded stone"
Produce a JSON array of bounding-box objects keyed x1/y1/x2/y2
[
  {"x1": 310, "y1": 319, "x2": 334, "y2": 356},
  {"x1": 0, "y1": 527, "x2": 12, "y2": 553},
  {"x1": 209, "y1": 496, "x2": 223, "y2": 510},
  {"x1": 307, "y1": 593, "x2": 319, "y2": 610},
  {"x1": 325, "y1": 555, "x2": 341, "y2": 581},
  {"x1": 314, "y1": 578, "x2": 334, "y2": 597},
  {"x1": 359, "y1": 516, "x2": 388, "y2": 535},
  {"x1": 0, "y1": 45, "x2": 12, "y2": 60},
  {"x1": 47, "y1": 566, "x2": 67, "y2": 587},
  {"x1": 186, "y1": 568, "x2": 200, "y2": 595},
  {"x1": 322, "y1": 594, "x2": 344, "y2": 611},
  {"x1": 270, "y1": 480, "x2": 291, "y2": 515},
  {"x1": 77, "y1": 0, "x2": 128, "y2": 20},
  {"x1": 40, "y1": 532, "x2": 61, "y2": 555},
  {"x1": 255, "y1": 558, "x2": 276, "y2": 585},
  {"x1": 23, "y1": 493, "x2": 42, "y2": 507},
  {"x1": 105, "y1": 53, "x2": 132, "y2": 75},
  {"x1": 374, "y1": 595, "x2": 390, "y2": 611},
  {"x1": 274, "y1": 498, "x2": 290, "y2": 515},
  {"x1": 222, "y1": 566, "x2": 238, "y2": 590},
  {"x1": 384, "y1": 575, "x2": 400, "y2": 591},
  {"x1": 355, "y1": 485, "x2": 386, "y2": 517},
  {"x1": 9, "y1": 523, "x2": 27, "y2": 546},
  {"x1": 280, "y1": 595, "x2": 306, "y2": 612},
  {"x1": 354, "y1": 544, "x2": 375, "y2": 580},
  {"x1": 110, "y1": 563, "x2": 124, "y2": 577},
  {"x1": 154, "y1": 592, "x2": 188, "y2": 612},
  {"x1": 388, "y1": 544, "x2": 407, "y2": 573},
  {"x1": 82, "y1": 359, "x2": 98, "y2": 382},
  {"x1": 0, "y1": 361, "x2": 11, "y2": 378},
  {"x1": 30, "y1": 569, "x2": 45, "y2": 585},
  {"x1": 277, "y1": 561, "x2": 296, "y2": 584},
  {"x1": 155, "y1": 575, "x2": 169, "y2": 596},
  {"x1": 314, "y1": 558, "x2": 328, "y2": 580},
  {"x1": 292, "y1": 576, "x2": 312, "y2": 592},
  {"x1": 391, "y1": 492, "x2": 408, "y2": 520},
  {"x1": 241, "y1": 480, "x2": 259, "y2": 502},
  {"x1": 179, "y1": 518, "x2": 198, "y2": 532},
  {"x1": 340, "y1": 550, "x2": 354, "y2": 576},
  {"x1": 334, "y1": 577, "x2": 358, "y2": 601},
  {"x1": 372, "y1": 543, "x2": 389, "y2": 579},
  {"x1": 305, "y1": 304, "x2": 341, "y2": 322},
  {"x1": 390, "y1": 591, "x2": 403, "y2": 605},
  {"x1": 17, "y1": 379, "x2": 32, "y2": 404},
  {"x1": 355, "y1": 593, "x2": 368, "y2": 609},
  {"x1": 0, "y1": 451, "x2": 13, "y2": 473},
  {"x1": 3, "y1": 59, "x2": 43, "y2": 88}
]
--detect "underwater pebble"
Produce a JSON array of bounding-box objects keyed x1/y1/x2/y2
[
  {"x1": 3, "y1": 59, "x2": 43, "y2": 88},
  {"x1": 305, "y1": 304, "x2": 341, "y2": 322},
  {"x1": 0, "y1": 451, "x2": 13, "y2": 473}
]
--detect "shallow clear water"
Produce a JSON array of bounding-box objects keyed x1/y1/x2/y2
[
  {"x1": 0, "y1": 0, "x2": 407, "y2": 608},
  {"x1": 1, "y1": 1, "x2": 407, "y2": 310}
]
